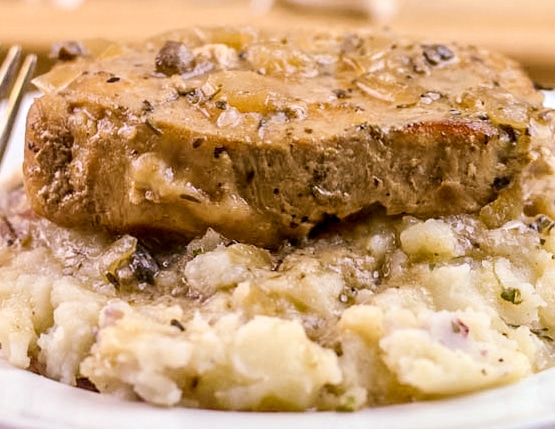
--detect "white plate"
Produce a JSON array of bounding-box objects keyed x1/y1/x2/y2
[{"x1": 0, "y1": 92, "x2": 554, "y2": 429}]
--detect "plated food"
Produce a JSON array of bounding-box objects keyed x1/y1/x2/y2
[{"x1": 1, "y1": 26, "x2": 555, "y2": 411}]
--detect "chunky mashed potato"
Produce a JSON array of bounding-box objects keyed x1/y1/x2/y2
[{"x1": 1, "y1": 179, "x2": 555, "y2": 411}]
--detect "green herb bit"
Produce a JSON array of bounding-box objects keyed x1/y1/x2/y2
[
  {"x1": 500, "y1": 287, "x2": 523, "y2": 305},
  {"x1": 530, "y1": 328, "x2": 554, "y2": 342},
  {"x1": 336, "y1": 395, "x2": 358, "y2": 412},
  {"x1": 192, "y1": 248, "x2": 204, "y2": 257}
]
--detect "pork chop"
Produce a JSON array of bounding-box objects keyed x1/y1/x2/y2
[{"x1": 23, "y1": 27, "x2": 554, "y2": 247}]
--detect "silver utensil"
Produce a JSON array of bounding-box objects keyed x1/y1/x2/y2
[{"x1": 0, "y1": 45, "x2": 37, "y2": 166}]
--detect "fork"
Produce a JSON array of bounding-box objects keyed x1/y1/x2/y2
[{"x1": 0, "y1": 46, "x2": 37, "y2": 166}]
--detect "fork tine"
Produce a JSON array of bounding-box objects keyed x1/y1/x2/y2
[
  {"x1": 0, "y1": 50, "x2": 37, "y2": 165},
  {"x1": 0, "y1": 46, "x2": 23, "y2": 100}
]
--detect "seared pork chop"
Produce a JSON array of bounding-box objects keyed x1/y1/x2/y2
[{"x1": 24, "y1": 27, "x2": 554, "y2": 247}]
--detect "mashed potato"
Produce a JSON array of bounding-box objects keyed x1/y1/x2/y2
[{"x1": 1, "y1": 182, "x2": 555, "y2": 411}]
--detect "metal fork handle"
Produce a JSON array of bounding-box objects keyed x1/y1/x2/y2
[{"x1": 0, "y1": 46, "x2": 37, "y2": 166}]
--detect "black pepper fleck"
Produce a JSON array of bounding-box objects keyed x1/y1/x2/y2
[
  {"x1": 257, "y1": 119, "x2": 267, "y2": 130},
  {"x1": 145, "y1": 119, "x2": 162, "y2": 136},
  {"x1": 27, "y1": 141, "x2": 39, "y2": 153},
  {"x1": 213, "y1": 146, "x2": 226, "y2": 159},
  {"x1": 333, "y1": 89, "x2": 350, "y2": 99},
  {"x1": 492, "y1": 176, "x2": 511, "y2": 191},
  {"x1": 179, "y1": 194, "x2": 201, "y2": 203},
  {"x1": 214, "y1": 100, "x2": 228, "y2": 110},
  {"x1": 142, "y1": 100, "x2": 154, "y2": 112},
  {"x1": 170, "y1": 319, "x2": 185, "y2": 331}
]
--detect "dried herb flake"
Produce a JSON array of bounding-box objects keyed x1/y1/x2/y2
[{"x1": 500, "y1": 287, "x2": 523, "y2": 305}]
